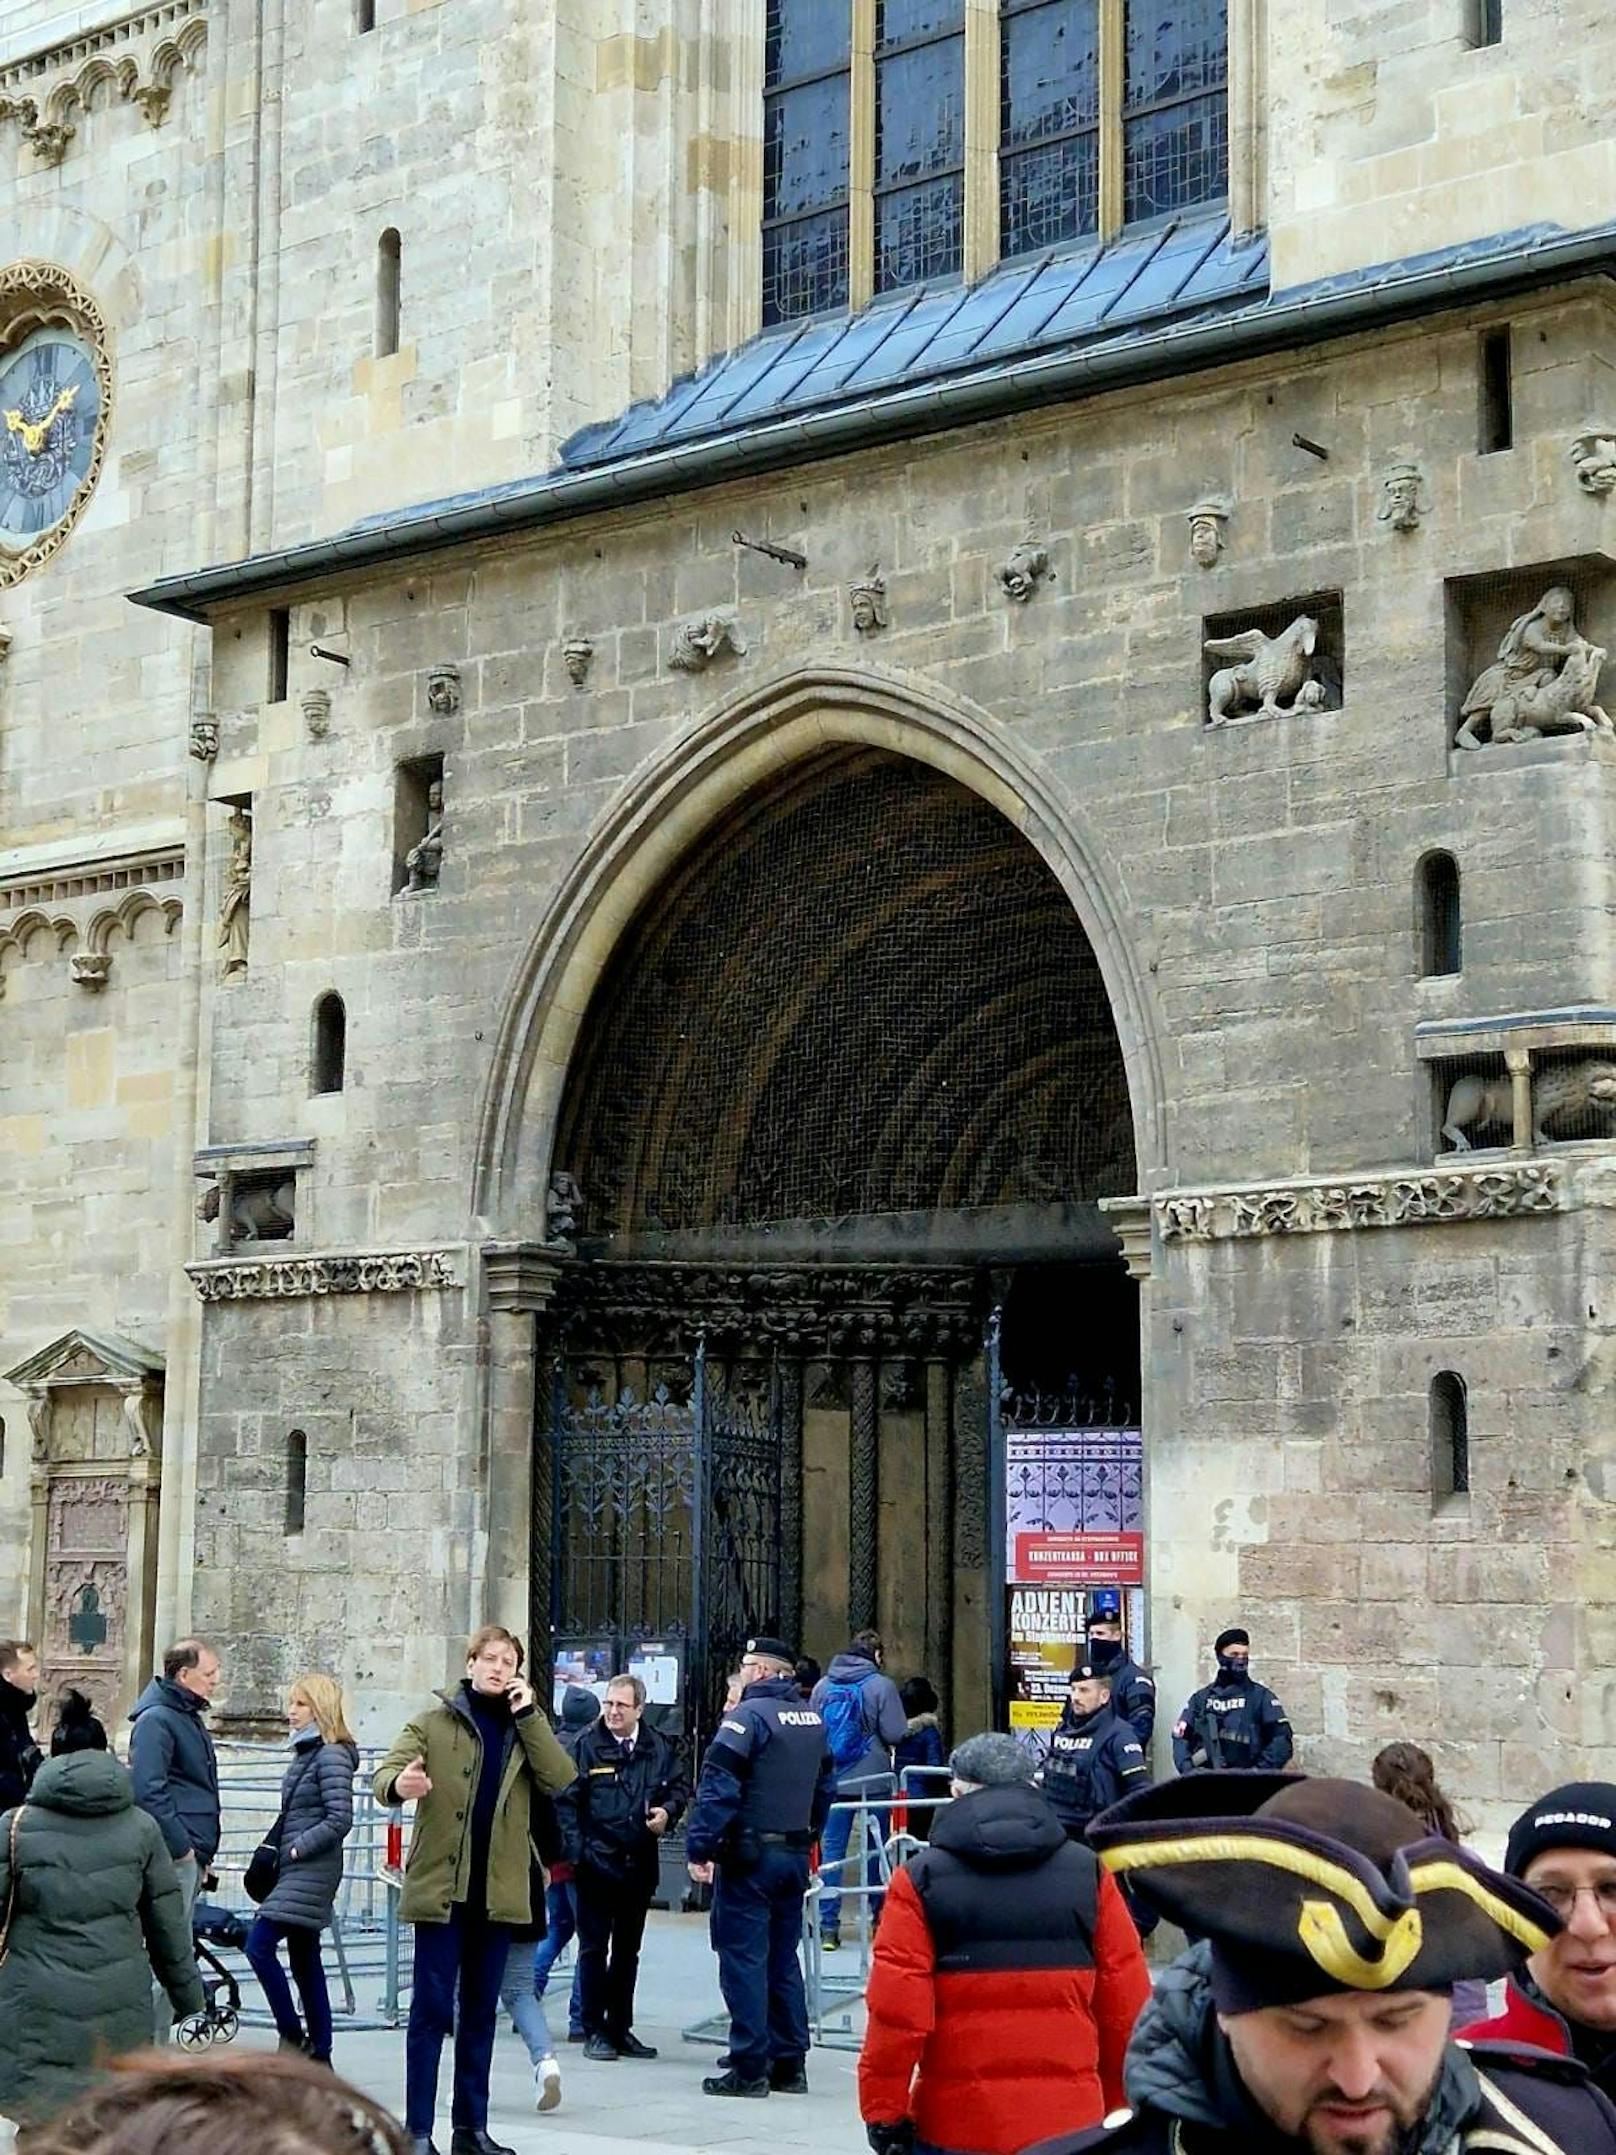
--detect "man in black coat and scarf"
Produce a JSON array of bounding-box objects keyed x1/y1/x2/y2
[
  {"x1": 559, "y1": 1673, "x2": 689, "y2": 2061},
  {"x1": 0, "y1": 1639, "x2": 43, "y2": 1810},
  {"x1": 1034, "y1": 1771, "x2": 1616, "y2": 2155}
]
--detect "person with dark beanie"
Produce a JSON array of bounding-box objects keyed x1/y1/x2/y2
[
  {"x1": 0, "y1": 1639, "x2": 42, "y2": 1812},
  {"x1": 0, "y1": 1688, "x2": 202, "y2": 2126},
  {"x1": 1459, "y1": 1779, "x2": 1616, "y2": 2101},
  {"x1": 375, "y1": 1625, "x2": 575, "y2": 2155}
]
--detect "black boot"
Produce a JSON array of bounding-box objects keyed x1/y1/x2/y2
[
  {"x1": 449, "y1": 2134, "x2": 517, "y2": 2155},
  {"x1": 615, "y1": 2031, "x2": 658, "y2": 2059},
  {"x1": 703, "y1": 2068, "x2": 769, "y2": 2097},
  {"x1": 769, "y1": 2058, "x2": 809, "y2": 2093}
]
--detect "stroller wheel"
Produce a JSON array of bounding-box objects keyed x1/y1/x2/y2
[
  {"x1": 175, "y1": 2015, "x2": 214, "y2": 2051},
  {"x1": 213, "y1": 2007, "x2": 240, "y2": 2044}
]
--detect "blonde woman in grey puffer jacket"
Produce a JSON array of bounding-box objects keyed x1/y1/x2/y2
[{"x1": 242, "y1": 1675, "x2": 357, "y2": 2065}]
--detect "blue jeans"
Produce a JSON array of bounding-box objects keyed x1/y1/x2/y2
[
  {"x1": 818, "y1": 1795, "x2": 888, "y2": 1934},
  {"x1": 405, "y1": 1907, "x2": 511, "y2": 2136},
  {"x1": 532, "y1": 1879, "x2": 584, "y2": 2037},
  {"x1": 499, "y1": 1882, "x2": 584, "y2": 2064},
  {"x1": 244, "y1": 1916, "x2": 332, "y2": 2058},
  {"x1": 711, "y1": 1846, "x2": 810, "y2": 2080}
]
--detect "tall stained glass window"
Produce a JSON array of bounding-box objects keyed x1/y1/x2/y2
[
  {"x1": 763, "y1": 2, "x2": 852, "y2": 325},
  {"x1": 1000, "y1": 0, "x2": 1101, "y2": 259},
  {"x1": 1122, "y1": 0, "x2": 1228, "y2": 223},
  {"x1": 875, "y1": 1, "x2": 965, "y2": 293}
]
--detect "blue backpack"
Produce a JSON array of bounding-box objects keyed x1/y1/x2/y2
[{"x1": 820, "y1": 1678, "x2": 869, "y2": 1775}]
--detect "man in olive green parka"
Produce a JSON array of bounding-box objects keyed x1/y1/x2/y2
[{"x1": 375, "y1": 1624, "x2": 575, "y2": 2155}]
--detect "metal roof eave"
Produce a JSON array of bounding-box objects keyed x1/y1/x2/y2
[{"x1": 128, "y1": 223, "x2": 1616, "y2": 623}]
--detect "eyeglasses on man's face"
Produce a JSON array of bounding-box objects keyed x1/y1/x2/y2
[{"x1": 1530, "y1": 1878, "x2": 1616, "y2": 1919}]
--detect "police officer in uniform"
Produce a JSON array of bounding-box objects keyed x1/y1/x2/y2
[
  {"x1": 1082, "y1": 1612, "x2": 1154, "y2": 1748},
  {"x1": 1041, "y1": 1663, "x2": 1150, "y2": 1840},
  {"x1": 686, "y1": 1635, "x2": 836, "y2": 2099},
  {"x1": 1171, "y1": 1626, "x2": 1293, "y2": 1774},
  {"x1": 1028, "y1": 1771, "x2": 1616, "y2": 2153}
]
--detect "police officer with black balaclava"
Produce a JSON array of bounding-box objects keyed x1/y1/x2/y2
[
  {"x1": 1170, "y1": 1627, "x2": 1293, "y2": 1775},
  {"x1": 1082, "y1": 1613, "x2": 1155, "y2": 1748},
  {"x1": 1041, "y1": 1662, "x2": 1150, "y2": 1840},
  {"x1": 685, "y1": 1636, "x2": 837, "y2": 2099}
]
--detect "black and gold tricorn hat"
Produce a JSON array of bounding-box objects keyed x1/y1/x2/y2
[{"x1": 1088, "y1": 1772, "x2": 1561, "y2": 2012}]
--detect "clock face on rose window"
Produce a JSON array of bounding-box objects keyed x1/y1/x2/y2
[{"x1": 0, "y1": 325, "x2": 104, "y2": 555}]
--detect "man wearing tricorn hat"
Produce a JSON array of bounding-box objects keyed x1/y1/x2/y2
[{"x1": 1036, "y1": 1772, "x2": 1616, "y2": 2153}]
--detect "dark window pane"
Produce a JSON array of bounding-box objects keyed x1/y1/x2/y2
[
  {"x1": 765, "y1": 77, "x2": 851, "y2": 220},
  {"x1": 763, "y1": 208, "x2": 851, "y2": 324},
  {"x1": 766, "y1": 0, "x2": 851, "y2": 86},
  {"x1": 1123, "y1": 91, "x2": 1227, "y2": 219},
  {"x1": 1124, "y1": 0, "x2": 1228, "y2": 108},
  {"x1": 876, "y1": 173, "x2": 963, "y2": 290},
  {"x1": 1002, "y1": 0, "x2": 1099, "y2": 147},
  {"x1": 878, "y1": 0, "x2": 964, "y2": 47},
  {"x1": 876, "y1": 37, "x2": 964, "y2": 185},
  {"x1": 1002, "y1": 132, "x2": 1099, "y2": 255}
]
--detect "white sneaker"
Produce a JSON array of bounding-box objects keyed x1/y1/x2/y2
[{"x1": 536, "y1": 2056, "x2": 563, "y2": 2113}]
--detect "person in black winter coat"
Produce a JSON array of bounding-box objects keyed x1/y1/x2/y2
[
  {"x1": 559, "y1": 1674, "x2": 689, "y2": 2060},
  {"x1": 1170, "y1": 1627, "x2": 1293, "y2": 1774},
  {"x1": 242, "y1": 1675, "x2": 358, "y2": 2066},
  {"x1": 1082, "y1": 1615, "x2": 1156, "y2": 1748},
  {"x1": 0, "y1": 1639, "x2": 43, "y2": 1812},
  {"x1": 128, "y1": 1638, "x2": 222, "y2": 2041},
  {"x1": 1040, "y1": 1664, "x2": 1150, "y2": 1839}
]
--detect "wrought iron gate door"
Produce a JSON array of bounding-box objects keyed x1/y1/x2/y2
[{"x1": 538, "y1": 1341, "x2": 782, "y2": 1745}]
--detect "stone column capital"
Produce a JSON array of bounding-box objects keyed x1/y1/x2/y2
[{"x1": 482, "y1": 1242, "x2": 566, "y2": 1313}]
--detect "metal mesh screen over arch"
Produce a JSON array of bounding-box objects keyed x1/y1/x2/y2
[{"x1": 557, "y1": 747, "x2": 1136, "y2": 1238}]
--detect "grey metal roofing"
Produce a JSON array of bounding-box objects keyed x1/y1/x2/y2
[
  {"x1": 561, "y1": 213, "x2": 1268, "y2": 471},
  {"x1": 129, "y1": 215, "x2": 1616, "y2": 621}
]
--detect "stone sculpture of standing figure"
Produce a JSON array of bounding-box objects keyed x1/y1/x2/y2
[
  {"x1": 405, "y1": 781, "x2": 444, "y2": 893},
  {"x1": 218, "y1": 809, "x2": 252, "y2": 981}
]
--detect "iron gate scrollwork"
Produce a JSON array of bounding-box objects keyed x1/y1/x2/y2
[{"x1": 535, "y1": 1340, "x2": 782, "y2": 1748}]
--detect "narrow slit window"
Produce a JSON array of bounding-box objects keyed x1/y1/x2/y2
[
  {"x1": 1001, "y1": 0, "x2": 1101, "y2": 259},
  {"x1": 268, "y1": 608, "x2": 290, "y2": 702},
  {"x1": 377, "y1": 228, "x2": 402, "y2": 359},
  {"x1": 312, "y1": 991, "x2": 347, "y2": 1094},
  {"x1": 355, "y1": 0, "x2": 376, "y2": 28},
  {"x1": 1430, "y1": 1373, "x2": 1469, "y2": 1500},
  {"x1": 874, "y1": 1, "x2": 966, "y2": 294},
  {"x1": 1464, "y1": 0, "x2": 1502, "y2": 47},
  {"x1": 1479, "y1": 326, "x2": 1512, "y2": 454},
  {"x1": 285, "y1": 1429, "x2": 308, "y2": 1536},
  {"x1": 1419, "y1": 853, "x2": 1461, "y2": 978},
  {"x1": 762, "y1": 2, "x2": 852, "y2": 325}
]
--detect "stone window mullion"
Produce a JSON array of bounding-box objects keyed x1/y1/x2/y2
[
  {"x1": 849, "y1": 0, "x2": 878, "y2": 308},
  {"x1": 1097, "y1": 0, "x2": 1125, "y2": 241}
]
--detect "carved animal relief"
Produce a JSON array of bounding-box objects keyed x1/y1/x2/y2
[
  {"x1": 1205, "y1": 614, "x2": 1326, "y2": 725},
  {"x1": 998, "y1": 533, "x2": 1050, "y2": 603},
  {"x1": 1455, "y1": 587, "x2": 1613, "y2": 749},
  {"x1": 1441, "y1": 1058, "x2": 1616, "y2": 1152},
  {"x1": 1570, "y1": 431, "x2": 1616, "y2": 497},
  {"x1": 670, "y1": 610, "x2": 747, "y2": 671}
]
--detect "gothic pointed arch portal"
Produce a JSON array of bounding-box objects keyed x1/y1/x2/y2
[{"x1": 508, "y1": 669, "x2": 1153, "y2": 1737}]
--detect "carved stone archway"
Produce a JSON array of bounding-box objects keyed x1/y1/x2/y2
[{"x1": 2, "y1": 1328, "x2": 163, "y2": 1727}]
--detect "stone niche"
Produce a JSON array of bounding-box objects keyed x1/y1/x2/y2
[
  {"x1": 0, "y1": 1329, "x2": 164, "y2": 1730},
  {"x1": 1418, "y1": 1011, "x2": 1616, "y2": 1158},
  {"x1": 1201, "y1": 589, "x2": 1345, "y2": 726},
  {"x1": 1445, "y1": 554, "x2": 1616, "y2": 757}
]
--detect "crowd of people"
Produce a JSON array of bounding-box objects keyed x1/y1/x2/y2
[{"x1": 0, "y1": 1623, "x2": 1613, "y2": 2154}]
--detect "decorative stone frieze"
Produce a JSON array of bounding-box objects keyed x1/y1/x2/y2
[
  {"x1": 1154, "y1": 1159, "x2": 1563, "y2": 1243},
  {"x1": 0, "y1": 0, "x2": 207, "y2": 165},
  {"x1": 186, "y1": 1248, "x2": 465, "y2": 1301}
]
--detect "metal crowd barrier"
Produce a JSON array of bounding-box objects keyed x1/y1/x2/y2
[
  {"x1": 679, "y1": 1768, "x2": 955, "y2": 2053},
  {"x1": 204, "y1": 1743, "x2": 412, "y2": 2032}
]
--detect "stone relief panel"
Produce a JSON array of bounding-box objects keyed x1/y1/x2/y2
[
  {"x1": 1454, "y1": 582, "x2": 1613, "y2": 749},
  {"x1": 669, "y1": 609, "x2": 747, "y2": 671},
  {"x1": 1203, "y1": 592, "x2": 1344, "y2": 725},
  {"x1": 187, "y1": 1248, "x2": 464, "y2": 1300},
  {"x1": 1155, "y1": 1159, "x2": 1563, "y2": 1242}
]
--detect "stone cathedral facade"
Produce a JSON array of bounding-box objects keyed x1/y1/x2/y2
[{"x1": 0, "y1": 0, "x2": 1613, "y2": 1827}]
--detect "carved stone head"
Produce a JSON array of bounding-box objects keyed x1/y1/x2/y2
[
  {"x1": 189, "y1": 718, "x2": 220, "y2": 761},
  {"x1": 998, "y1": 535, "x2": 1050, "y2": 603},
  {"x1": 563, "y1": 637, "x2": 594, "y2": 687},
  {"x1": 1570, "y1": 429, "x2": 1616, "y2": 496},
  {"x1": 1377, "y1": 462, "x2": 1425, "y2": 532},
  {"x1": 301, "y1": 687, "x2": 332, "y2": 738},
  {"x1": 1186, "y1": 497, "x2": 1231, "y2": 567},
  {"x1": 426, "y1": 664, "x2": 462, "y2": 716},
  {"x1": 849, "y1": 568, "x2": 889, "y2": 634},
  {"x1": 69, "y1": 951, "x2": 111, "y2": 990}
]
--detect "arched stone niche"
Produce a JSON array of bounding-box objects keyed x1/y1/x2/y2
[{"x1": 1, "y1": 1327, "x2": 163, "y2": 1727}]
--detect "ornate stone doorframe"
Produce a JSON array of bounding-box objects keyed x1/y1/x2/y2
[{"x1": 2, "y1": 1328, "x2": 164, "y2": 1725}]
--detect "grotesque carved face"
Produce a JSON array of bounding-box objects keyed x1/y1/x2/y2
[{"x1": 1189, "y1": 514, "x2": 1223, "y2": 567}]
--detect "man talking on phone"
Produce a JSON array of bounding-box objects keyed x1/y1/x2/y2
[{"x1": 377, "y1": 1624, "x2": 576, "y2": 2155}]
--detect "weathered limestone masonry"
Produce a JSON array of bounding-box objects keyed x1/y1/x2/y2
[{"x1": 2, "y1": 0, "x2": 1616, "y2": 1819}]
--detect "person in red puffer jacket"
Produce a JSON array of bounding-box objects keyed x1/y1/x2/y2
[{"x1": 858, "y1": 1732, "x2": 1149, "y2": 2155}]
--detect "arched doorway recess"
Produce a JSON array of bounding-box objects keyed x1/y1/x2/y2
[{"x1": 535, "y1": 734, "x2": 1142, "y2": 1737}]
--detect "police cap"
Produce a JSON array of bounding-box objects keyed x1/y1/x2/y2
[
  {"x1": 1068, "y1": 1662, "x2": 1112, "y2": 1685},
  {"x1": 1088, "y1": 1772, "x2": 1560, "y2": 2013},
  {"x1": 743, "y1": 1635, "x2": 796, "y2": 1665}
]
